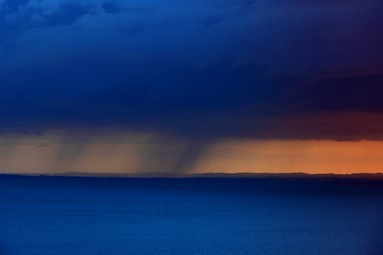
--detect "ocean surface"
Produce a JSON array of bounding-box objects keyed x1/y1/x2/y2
[{"x1": 0, "y1": 175, "x2": 383, "y2": 255}]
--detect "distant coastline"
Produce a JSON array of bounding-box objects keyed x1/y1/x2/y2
[{"x1": 1, "y1": 171, "x2": 383, "y2": 180}]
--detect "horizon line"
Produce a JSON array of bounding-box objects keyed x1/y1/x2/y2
[{"x1": 1, "y1": 171, "x2": 383, "y2": 179}]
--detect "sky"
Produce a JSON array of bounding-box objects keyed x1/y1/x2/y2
[{"x1": 0, "y1": 0, "x2": 382, "y2": 174}]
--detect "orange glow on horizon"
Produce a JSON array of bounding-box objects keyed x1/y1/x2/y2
[
  {"x1": 195, "y1": 140, "x2": 383, "y2": 174},
  {"x1": 0, "y1": 133, "x2": 383, "y2": 175}
]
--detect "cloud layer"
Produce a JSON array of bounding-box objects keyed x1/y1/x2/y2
[{"x1": 0, "y1": 0, "x2": 382, "y2": 140}]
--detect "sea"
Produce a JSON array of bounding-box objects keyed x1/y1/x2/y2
[{"x1": 0, "y1": 175, "x2": 382, "y2": 255}]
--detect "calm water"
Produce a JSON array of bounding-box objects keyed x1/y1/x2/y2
[{"x1": 0, "y1": 176, "x2": 382, "y2": 255}]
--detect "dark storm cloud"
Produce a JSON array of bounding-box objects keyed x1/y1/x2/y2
[
  {"x1": 101, "y1": 1, "x2": 122, "y2": 14},
  {"x1": 2, "y1": 0, "x2": 30, "y2": 13},
  {"x1": 0, "y1": 0, "x2": 382, "y2": 140},
  {"x1": 0, "y1": 1, "x2": 95, "y2": 33}
]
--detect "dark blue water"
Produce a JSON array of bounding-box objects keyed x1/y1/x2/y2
[{"x1": 0, "y1": 176, "x2": 382, "y2": 255}]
